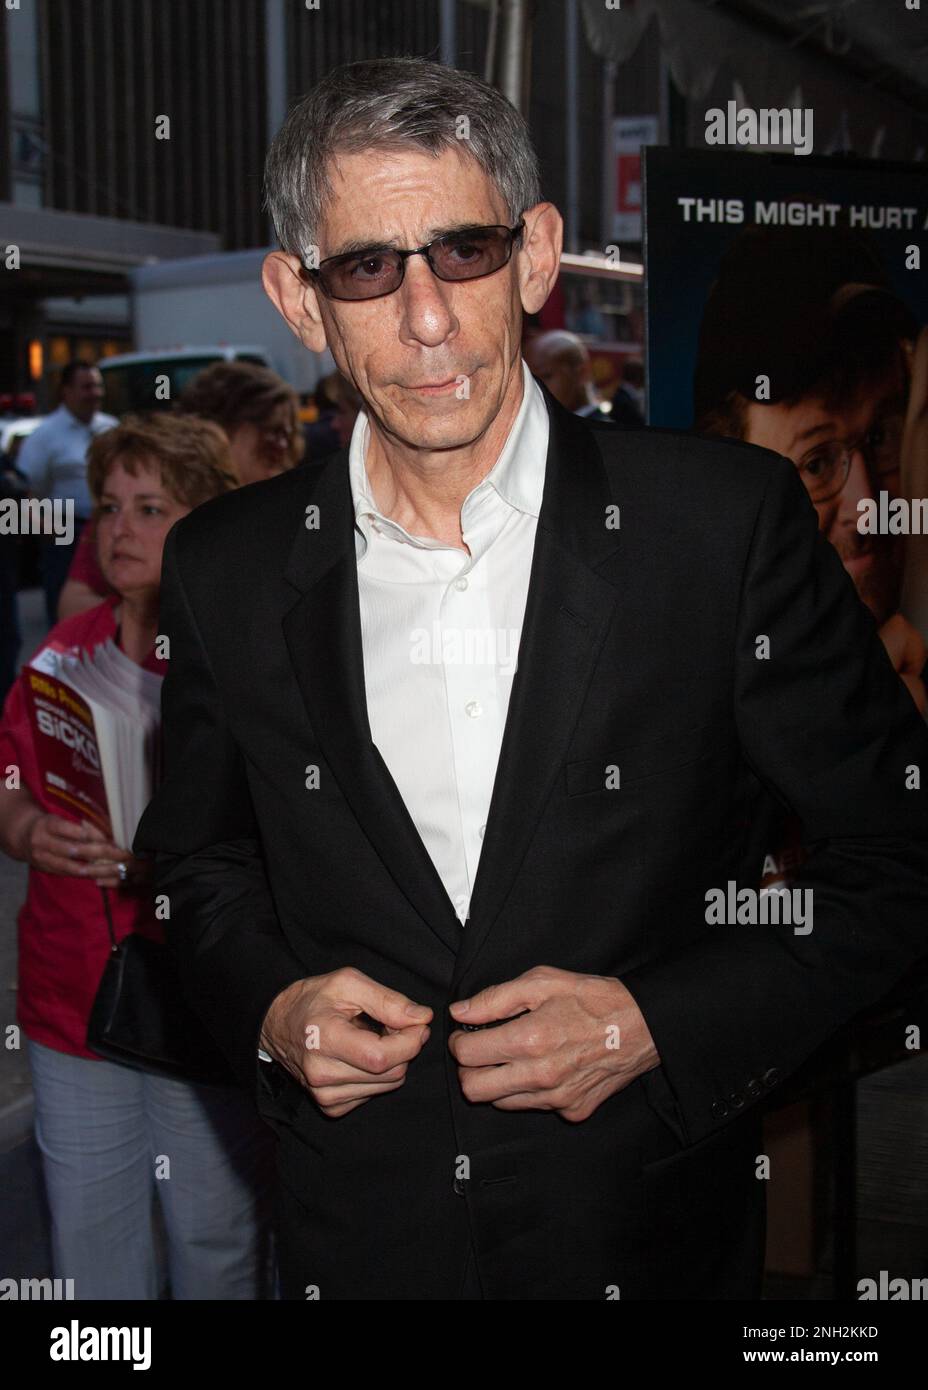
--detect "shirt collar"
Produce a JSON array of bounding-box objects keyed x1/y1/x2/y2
[
  {"x1": 348, "y1": 357, "x2": 547, "y2": 556},
  {"x1": 58, "y1": 404, "x2": 91, "y2": 430}
]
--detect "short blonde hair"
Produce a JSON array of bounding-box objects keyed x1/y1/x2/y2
[{"x1": 87, "y1": 412, "x2": 239, "y2": 509}]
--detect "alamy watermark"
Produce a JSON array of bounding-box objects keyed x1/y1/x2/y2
[
  {"x1": 858, "y1": 492, "x2": 928, "y2": 535},
  {"x1": 0, "y1": 496, "x2": 75, "y2": 545},
  {"x1": 704, "y1": 101, "x2": 813, "y2": 156},
  {"x1": 858, "y1": 1271, "x2": 928, "y2": 1300},
  {"x1": 705, "y1": 881, "x2": 813, "y2": 935},
  {"x1": 409, "y1": 624, "x2": 520, "y2": 671},
  {"x1": 1, "y1": 1276, "x2": 75, "y2": 1299}
]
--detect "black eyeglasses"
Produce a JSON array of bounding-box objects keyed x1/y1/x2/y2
[
  {"x1": 797, "y1": 416, "x2": 904, "y2": 503},
  {"x1": 301, "y1": 221, "x2": 526, "y2": 302}
]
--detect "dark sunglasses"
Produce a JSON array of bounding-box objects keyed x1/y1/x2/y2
[{"x1": 300, "y1": 221, "x2": 526, "y2": 302}]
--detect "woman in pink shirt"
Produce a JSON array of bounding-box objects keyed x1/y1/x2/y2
[
  {"x1": 57, "y1": 360, "x2": 304, "y2": 621},
  {"x1": 0, "y1": 413, "x2": 276, "y2": 1299}
]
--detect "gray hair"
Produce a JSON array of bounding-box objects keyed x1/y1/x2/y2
[{"x1": 263, "y1": 56, "x2": 542, "y2": 265}]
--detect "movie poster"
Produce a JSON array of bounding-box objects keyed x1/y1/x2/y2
[
  {"x1": 643, "y1": 145, "x2": 928, "y2": 919},
  {"x1": 643, "y1": 148, "x2": 927, "y2": 431}
]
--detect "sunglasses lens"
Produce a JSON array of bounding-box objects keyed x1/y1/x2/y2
[
  {"x1": 319, "y1": 226, "x2": 519, "y2": 300},
  {"x1": 431, "y1": 227, "x2": 513, "y2": 281},
  {"x1": 323, "y1": 252, "x2": 403, "y2": 300}
]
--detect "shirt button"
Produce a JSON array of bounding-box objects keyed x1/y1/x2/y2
[
  {"x1": 455, "y1": 577, "x2": 469, "y2": 591},
  {"x1": 464, "y1": 700, "x2": 483, "y2": 718}
]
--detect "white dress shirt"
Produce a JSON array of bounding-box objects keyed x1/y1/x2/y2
[
  {"x1": 17, "y1": 404, "x2": 118, "y2": 518},
  {"x1": 258, "y1": 361, "x2": 549, "y2": 1062},
  {"x1": 351, "y1": 357, "x2": 549, "y2": 925}
]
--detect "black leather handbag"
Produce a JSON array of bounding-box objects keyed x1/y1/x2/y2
[{"x1": 87, "y1": 886, "x2": 235, "y2": 1086}]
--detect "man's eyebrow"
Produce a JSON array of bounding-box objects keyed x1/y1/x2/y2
[{"x1": 325, "y1": 222, "x2": 499, "y2": 259}]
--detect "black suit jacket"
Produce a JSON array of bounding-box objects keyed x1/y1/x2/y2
[
  {"x1": 134, "y1": 382, "x2": 928, "y2": 1300},
  {"x1": 610, "y1": 384, "x2": 646, "y2": 428}
]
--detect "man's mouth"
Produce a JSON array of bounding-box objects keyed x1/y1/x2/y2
[{"x1": 406, "y1": 378, "x2": 459, "y2": 394}]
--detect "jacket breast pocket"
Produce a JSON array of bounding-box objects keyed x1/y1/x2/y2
[{"x1": 565, "y1": 722, "x2": 725, "y2": 796}]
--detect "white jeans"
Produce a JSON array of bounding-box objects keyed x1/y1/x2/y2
[{"x1": 27, "y1": 1039, "x2": 277, "y2": 1299}]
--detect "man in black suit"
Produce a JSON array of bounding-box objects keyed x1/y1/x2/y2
[{"x1": 134, "y1": 57, "x2": 928, "y2": 1300}]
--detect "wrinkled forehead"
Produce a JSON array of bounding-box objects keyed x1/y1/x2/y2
[{"x1": 317, "y1": 144, "x2": 508, "y2": 255}]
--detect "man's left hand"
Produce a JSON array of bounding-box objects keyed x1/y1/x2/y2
[{"x1": 448, "y1": 966, "x2": 660, "y2": 1123}]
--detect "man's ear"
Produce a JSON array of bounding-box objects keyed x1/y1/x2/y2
[
  {"x1": 516, "y1": 203, "x2": 563, "y2": 317},
  {"x1": 262, "y1": 251, "x2": 328, "y2": 354}
]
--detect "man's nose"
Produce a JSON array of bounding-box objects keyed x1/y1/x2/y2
[{"x1": 396, "y1": 256, "x2": 457, "y2": 346}]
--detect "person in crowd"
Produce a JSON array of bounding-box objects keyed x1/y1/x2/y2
[
  {"x1": 0, "y1": 438, "x2": 30, "y2": 704},
  {"x1": 302, "y1": 374, "x2": 341, "y2": 461},
  {"x1": 177, "y1": 359, "x2": 304, "y2": 484},
  {"x1": 694, "y1": 225, "x2": 926, "y2": 714},
  {"x1": 56, "y1": 359, "x2": 305, "y2": 619},
  {"x1": 610, "y1": 359, "x2": 646, "y2": 428},
  {"x1": 16, "y1": 362, "x2": 117, "y2": 628},
  {"x1": 524, "y1": 330, "x2": 613, "y2": 421},
  {"x1": 0, "y1": 412, "x2": 276, "y2": 1300},
  {"x1": 329, "y1": 372, "x2": 365, "y2": 453},
  {"x1": 302, "y1": 372, "x2": 365, "y2": 464},
  {"x1": 55, "y1": 512, "x2": 116, "y2": 620},
  {"x1": 134, "y1": 55, "x2": 928, "y2": 1301}
]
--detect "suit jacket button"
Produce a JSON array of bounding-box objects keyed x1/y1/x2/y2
[
  {"x1": 762, "y1": 1067, "x2": 780, "y2": 1088},
  {"x1": 453, "y1": 1176, "x2": 466, "y2": 1196},
  {"x1": 746, "y1": 1079, "x2": 762, "y2": 1099},
  {"x1": 728, "y1": 1093, "x2": 744, "y2": 1108},
  {"x1": 711, "y1": 1100, "x2": 729, "y2": 1119}
]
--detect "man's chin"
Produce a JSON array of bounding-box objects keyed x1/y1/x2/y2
[{"x1": 380, "y1": 402, "x2": 488, "y2": 450}]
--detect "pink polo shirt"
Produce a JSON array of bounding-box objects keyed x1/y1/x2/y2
[{"x1": 0, "y1": 596, "x2": 166, "y2": 1058}]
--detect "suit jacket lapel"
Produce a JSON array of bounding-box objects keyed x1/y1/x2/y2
[
  {"x1": 452, "y1": 388, "x2": 622, "y2": 983},
  {"x1": 278, "y1": 385, "x2": 622, "y2": 970},
  {"x1": 281, "y1": 456, "x2": 463, "y2": 957}
]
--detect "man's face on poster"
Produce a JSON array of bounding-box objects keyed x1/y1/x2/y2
[{"x1": 744, "y1": 356, "x2": 908, "y2": 624}]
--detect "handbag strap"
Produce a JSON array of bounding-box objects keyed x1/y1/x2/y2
[{"x1": 100, "y1": 885, "x2": 118, "y2": 953}]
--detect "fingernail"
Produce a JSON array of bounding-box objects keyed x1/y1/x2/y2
[
  {"x1": 405, "y1": 1003, "x2": 429, "y2": 1018},
  {"x1": 452, "y1": 999, "x2": 470, "y2": 1015}
]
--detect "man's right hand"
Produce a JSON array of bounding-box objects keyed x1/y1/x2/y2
[{"x1": 259, "y1": 967, "x2": 433, "y2": 1118}]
